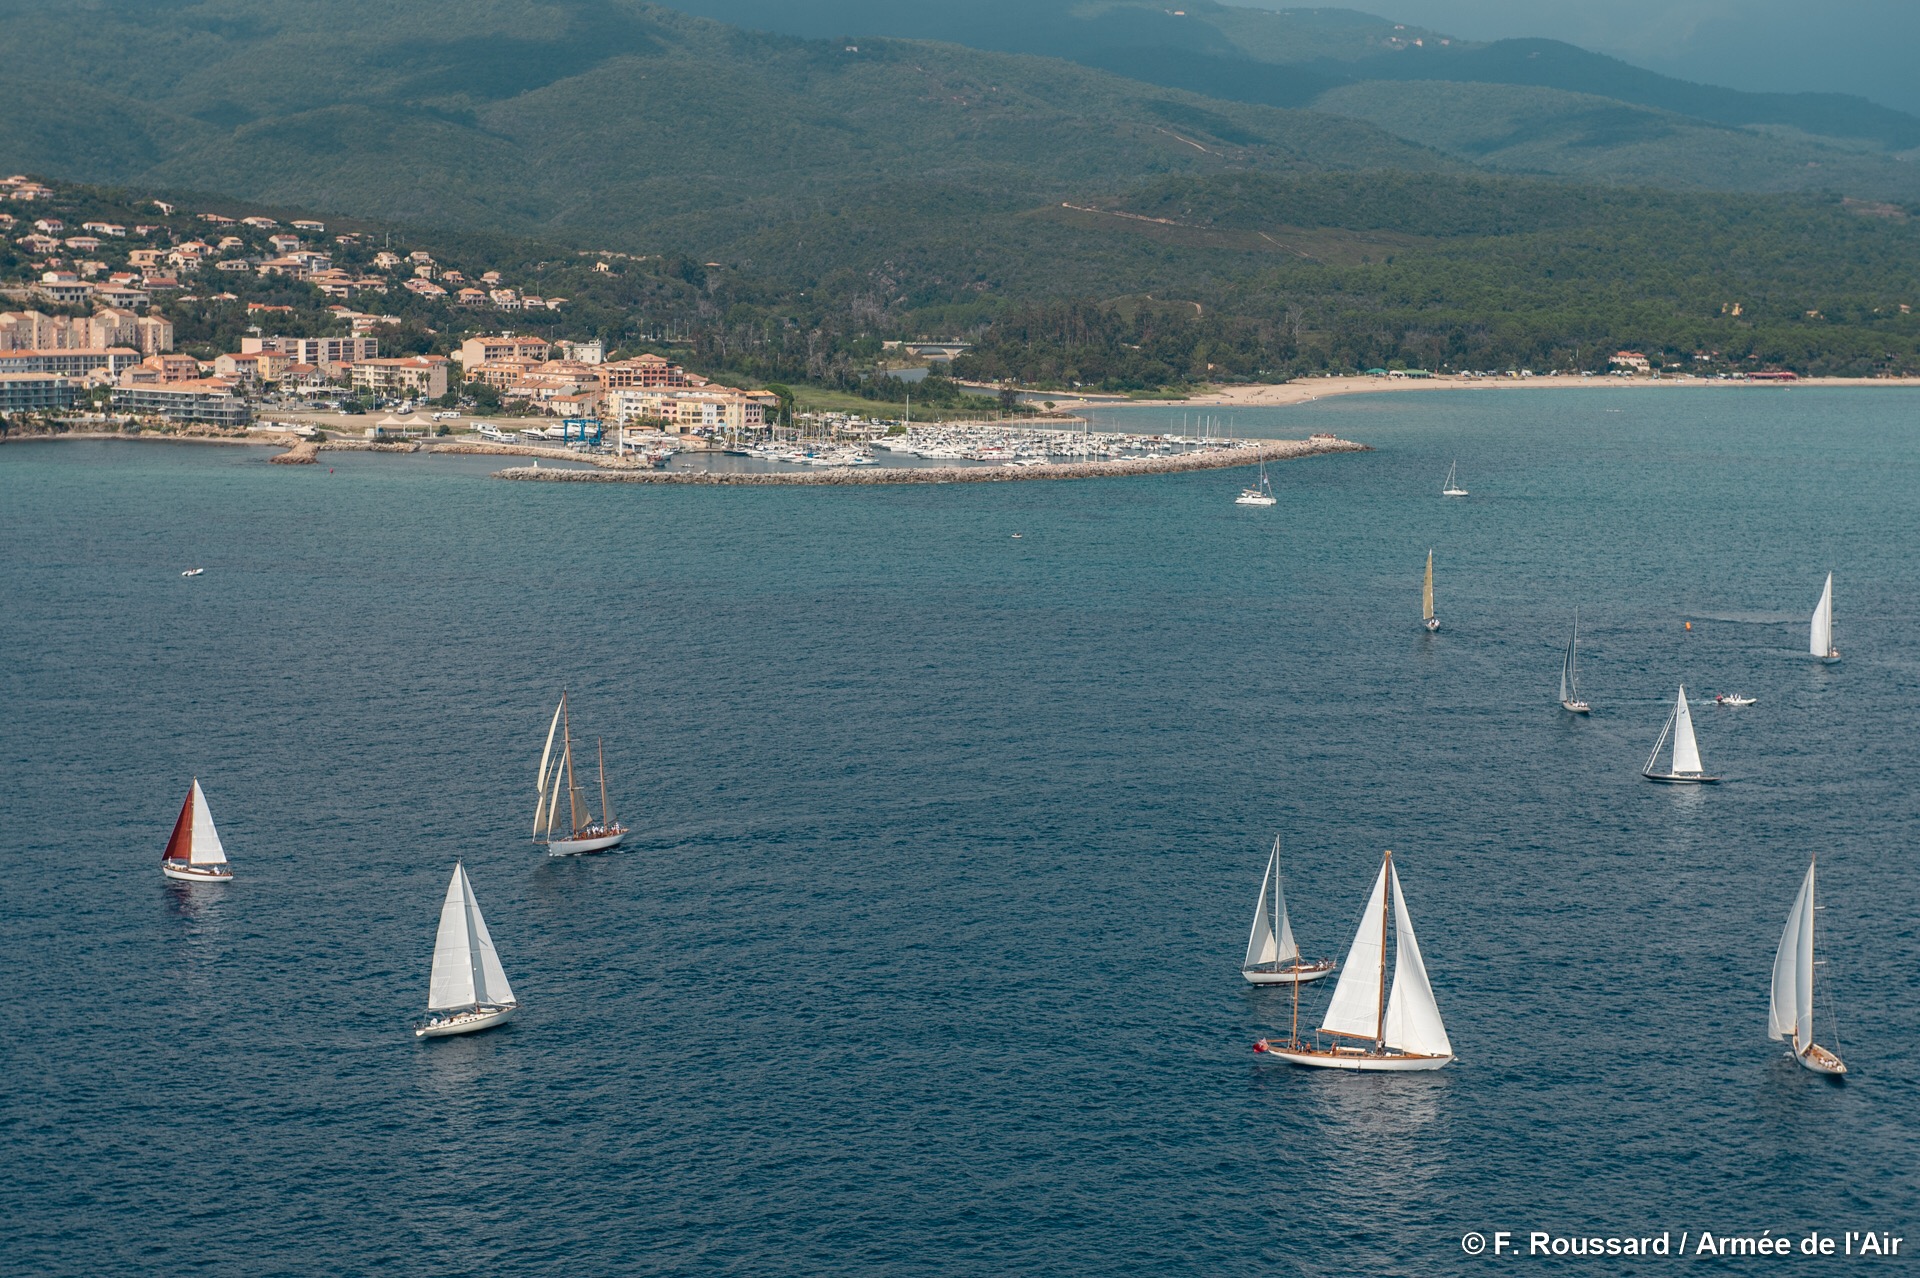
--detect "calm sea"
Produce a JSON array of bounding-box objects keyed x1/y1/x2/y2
[{"x1": 3, "y1": 388, "x2": 1916, "y2": 1274}]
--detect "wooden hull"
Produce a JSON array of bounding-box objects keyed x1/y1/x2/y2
[
  {"x1": 1798, "y1": 1043, "x2": 1847, "y2": 1076},
  {"x1": 162, "y1": 860, "x2": 231, "y2": 882},
  {"x1": 415, "y1": 1005, "x2": 514, "y2": 1039},
  {"x1": 546, "y1": 828, "x2": 626, "y2": 857},
  {"x1": 1242, "y1": 960, "x2": 1337, "y2": 986},
  {"x1": 1257, "y1": 1040, "x2": 1452, "y2": 1072}
]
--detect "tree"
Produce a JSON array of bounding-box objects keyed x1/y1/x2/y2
[{"x1": 999, "y1": 382, "x2": 1019, "y2": 414}]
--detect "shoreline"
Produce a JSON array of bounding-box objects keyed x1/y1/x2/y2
[
  {"x1": 1091, "y1": 373, "x2": 1920, "y2": 410},
  {"x1": 494, "y1": 435, "x2": 1366, "y2": 486}
]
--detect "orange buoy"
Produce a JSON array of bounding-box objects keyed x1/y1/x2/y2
[{"x1": 1684, "y1": 621, "x2": 1692, "y2": 631}]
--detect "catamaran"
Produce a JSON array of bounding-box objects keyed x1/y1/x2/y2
[
  {"x1": 1769, "y1": 858, "x2": 1846, "y2": 1076},
  {"x1": 1809, "y1": 573, "x2": 1840, "y2": 662},
  {"x1": 534, "y1": 691, "x2": 627, "y2": 856},
  {"x1": 1254, "y1": 850, "x2": 1453, "y2": 1071},
  {"x1": 1642, "y1": 685, "x2": 1718, "y2": 783},
  {"x1": 160, "y1": 779, "x2": 233, "y2": 882},
  {"x1": 1441, "y1": 460, "x2": 1468, "y2": 497},
  {"x1": 1235, "y1": 460, "x2": 1277, "y2": 507},
  {"x1": 1422, "y1": 549, "x2": 1440, "y2": 631},
  {"x1": 1242, "y1": 837, "x2": 1336, "y2": 985},
  {"x1": 1559, "y1": 610, "x2": 1591, "y2": 713},
  {"x1": 416, "y1": 861, "x2": 518, "y2": 1038}
]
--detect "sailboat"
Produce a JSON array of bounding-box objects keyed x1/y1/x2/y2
[
  {"x1": 1242, "y1": 837, "x2": 1337, "y2": 985},
  {"x1": 1254, "y1": 850, "x2": 1453, "y2": 1071},
  {"x1": 1235, "y1": 460, "x2": 1277, "y2": 506},
  {"x1": 415, "y1": 861, "x2": 518, "y2": 1039},
  {"x1": 1442, "y1": 460, "x2": 1468, "y2": 497},
  {"x1": 1769, "y1": 858, "x2": 1846, "y2": 1075},
  {"x1": 1421, "y1": 549, "x2": 1440, "y2": 631},
  {"x1": 1559, "y1": 610, "x2": 1591, "y2": 713},
  {"x1": 1642, "y1": 685, "x2": 1718, "y2": 783},
  {"x1": 534, "y1": 691, "x2": 627, "y2": 856},
  {"x1": 160, "y1": 779, "x2": 233, "y2": 882},
  {"x1": 1809, "y1": 573, "x2": 1840, "y2": 662}
]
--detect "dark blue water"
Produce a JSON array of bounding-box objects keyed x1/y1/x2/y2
[{"x1": 4, "y1": 389, "x2": 1916, "y2": 1275}]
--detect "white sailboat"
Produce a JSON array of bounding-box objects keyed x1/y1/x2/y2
[
  {"x1": 416, "y1": 861, "x2": 518, "y2": 1039},
  {"x1": 1254, "y1": 850, "x2": 1454, "y2": 1071},
  {"x1": 534, "y1": 691, "x2": 627, "y2": 856},
  {"x1": 1235, "y1": 460, "x2": 1277, "y2": 506},
  {"x1": 1442, "y1": 460, "x2": 1468, "y2": 497},
  {"x1": 1809, "y1": 573, "x2": 1840, "y2": 662},
  {"x1": 1421, "y1": 549, "x2": 1440, "y2": 631},
  {"x1": 1769, "y1": 858, "x2": 1846, "y2": 1075},
  {"x1": 1559, "y1": 610, "x2": 1591, "y2": 713},
  {"x1": 1242, "y1": 837, "x2": 1337, "y2": 985},
  {"x1": 160, "y1": 779, "x2": 233, "y2": 882},
  {"x1": 1642, "y1": 685, "x2": 1719, "y2": 783}
]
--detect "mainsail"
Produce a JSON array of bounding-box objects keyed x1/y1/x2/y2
[
  {"x1": 533, "y1": 698, "x2": 564, "y2": 836},
  {"x1": 1670, "y1": 686, "x2": 1704, "y2": 775},
  {"x1": 163, "y1": 780, "x2": 229, "y2": 867},
  {"x1": 1382, "y1": 867, "x2": 1452, "y2": 1057},
  {"x1": 1244, "y1": 839, "x2": 1301, "y2": 969},
  {"x1": 427, "y1": 862, "x2": 516, "y2": 1012},
  {"x1": 1769, "y1": 861, "x2": 1816, "y2": 1050},
  {"x1": 1320, "y1": 859, "x2": 1391, "y2": 1040},
  {"x1": 1810, "y1": 574, "x2": 1834, "y2": 657},
  {"x1": 1422, "y1": 550, "x2": 1435, "y2": 623}
]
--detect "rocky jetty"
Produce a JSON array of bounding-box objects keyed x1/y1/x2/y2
[{"x1": 493, "y1": 436, "x2": 1366, "y2": 487}]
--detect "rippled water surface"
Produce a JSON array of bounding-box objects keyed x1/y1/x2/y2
[{"x1": 4, "y1": 388, "x2": 1917, "y2": 1274}]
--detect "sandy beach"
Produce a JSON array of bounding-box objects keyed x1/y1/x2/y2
[{"x1": 1140, "y1": 373, "x2": 1920, "y2": 410}]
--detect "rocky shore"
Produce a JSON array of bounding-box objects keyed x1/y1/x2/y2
[{"x1": 493, "y1": 435, "x2": 1366, "y2": 486}]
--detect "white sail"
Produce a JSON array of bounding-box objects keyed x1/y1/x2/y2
[
  {"x1": 1320, "y1": 859, "x2": 1391, "y2": 1040},
  {"x1": 1559, "y1": 631, "x2": 1574, "y2": 704},
  {"x1": 428, "y1": 864, "x2": 478, "y2": 1011},
  {"x1": 1245, "y1": 853, "x2": 1279, "y2": 968},
  {"x1": 188, "y1": 780, "x2": 229, "y2": 866},
  {"x1": 1273, "y1": 852, "x2": 1299, "y2": 965},
  {"x1": 1769, "y1": 862, "x2": 1815, "y2": 1042},
  {"x1": 1422, "y1": 550, "x2": 1435, "y2": 622},
  {"x1": 428, "y1": 863, "x2": 515, "y2": 1011},
  {"x1": 1670, "y1": 685, "x2": 1704, "y2": 775},
  {"x1": 1382, "y1": 865, "x2": 1452, "y2": 1057},
  {"x1": 533, "y1": 698, "x2": 564, "y2": 835},
  {"x1": 1809, "y1": 574, "x2": 1833, "y2": 657}
]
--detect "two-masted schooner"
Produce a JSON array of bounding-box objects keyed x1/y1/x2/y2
[
  {"x1": 1642, "y1": 685, "x2": 1718, "y2": 783},
  {"x1": 1559, "y1": 610, "x2": 1591, "y2": 714},
  {"x1": 1422, "y1": 549, "x2": 1440, "y2": 631},
  {"x1": 416, "y1": 861, "x2": 519, "y2": 1038},
  {"x1": 1254, "y1": 850, "x2": 1454, "y2": 1071},
  {"x1": 1769, "y1": 858, "x2": 1846, "y2": 1076},
  {"x1": 1809, "y1": 572, "x2": 1840, "y2": 662},
  {"x1": 1242, "y1": 837, "x2": 1336, "y2": 985},
  {"x1": 160, "y1": 779, "x2": 233, "y2": 882},
  {"x1": 534, "y1": 691, "x2": 627, "y2": 856}
]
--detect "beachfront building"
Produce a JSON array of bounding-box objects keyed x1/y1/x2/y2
[
  {"x1": 111, "y1": 378, "x2": 251, "y2": 426},
  {"x1": 0, "y1": 347, "x2": 142, "y2": 379},
  {"x1": 350, "y1": 355, "x2": 450, "y2": 399},
  {"x1": 607, "y1": 385, "x2": 772, "y2": 434},
  {"x1": 0, "y1": 372, "x2": 77, "y2": 414}
]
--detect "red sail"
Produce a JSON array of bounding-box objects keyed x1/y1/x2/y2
[{"x1": 162, "y1": 784, "x2": 195, "y2": 863}]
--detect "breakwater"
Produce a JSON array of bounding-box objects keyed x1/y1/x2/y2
[{"x1": 494, "y1": 436, "x2": 1366, "y2": 486}]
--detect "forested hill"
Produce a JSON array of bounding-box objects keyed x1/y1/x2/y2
[{"x1": 0, "y1": 0, "x2": 1446, "y2": 248}]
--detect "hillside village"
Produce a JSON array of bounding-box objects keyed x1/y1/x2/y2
[{"x1": 0, "y1": 174, "x2": 787, "y2": 434}]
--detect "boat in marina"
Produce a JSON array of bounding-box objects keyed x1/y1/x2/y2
[
  {"x1": 1559, "y1": 610, "x2": 1591, "y2": 713},
  {"x1": 1642, "y1": 685, "x2": 1719, "y2": 783},
  {"x1": 416, "y1": 861, "x2": 518, "y2": 1039},
  {"x1": 534, "y1": 692, "x2": 627, "y2": 856},
  {"x1": 1235, "y1": 461, "x2": 1277, "y2": 507},
  {"x1": 1422, "y1": 549, "x2": 1440, "y2": 631},
  {"x1": 1442, "y1": 460, "x2": 1468, "y2": 498},
  {"x1": 160, "y1": 779, "x2": 233, "y2": 882},
  {"x1": 1809, "y1": 573, "x2": 1840, "y2": 661},
  {"x1": 1769, "y1": 858, "x2": 1846, "y2": 1076},
  {"x1": 1242, "y1": 837, "x2": 1336, "y2": 985},
  {"x1": 1254, "y1": 850, "x2": 1453, "y2": 1071}
]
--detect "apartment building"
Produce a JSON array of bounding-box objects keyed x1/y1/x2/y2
[
  {"x1": 0, "y1": 347, "x2": 141, "y2": 378},
  {"x1": 350, "y1": 355, "x2": 450, "y2": 399},
  {"x1": 457, "y1": 335, "x2": 550, "y2": 367},
  {"x1": 111, "y1": 379, "x2": 251, "y2": 427},
  {"x1": 0, "y1": 372, "x2": 77, "y2": 414},
  {"x1": 607, "y1": 385, "x2": 772, "y2": 434},
  {"x1": 241, "y1": 335, "x2": 379, "y2": 368}
]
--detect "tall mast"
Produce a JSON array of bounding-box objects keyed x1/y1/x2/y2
[
  {"x1": 1376, "y1": 849, "x2": 1392, "y2": 1046},
  {"x1": 561, "y1": 691, "x2": 580, "y2": 837},
  {"x1": 597, "y1": 736, "x2": 610, "y2": 828}
]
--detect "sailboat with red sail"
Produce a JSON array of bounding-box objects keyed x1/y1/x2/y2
[{"x1": 161, "y1": 779, "x2": 233, "y2": 882}]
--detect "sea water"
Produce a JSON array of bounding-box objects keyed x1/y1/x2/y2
[{"x1": 2, "y1": 388, "x2": 1915, "y2": 1274}]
